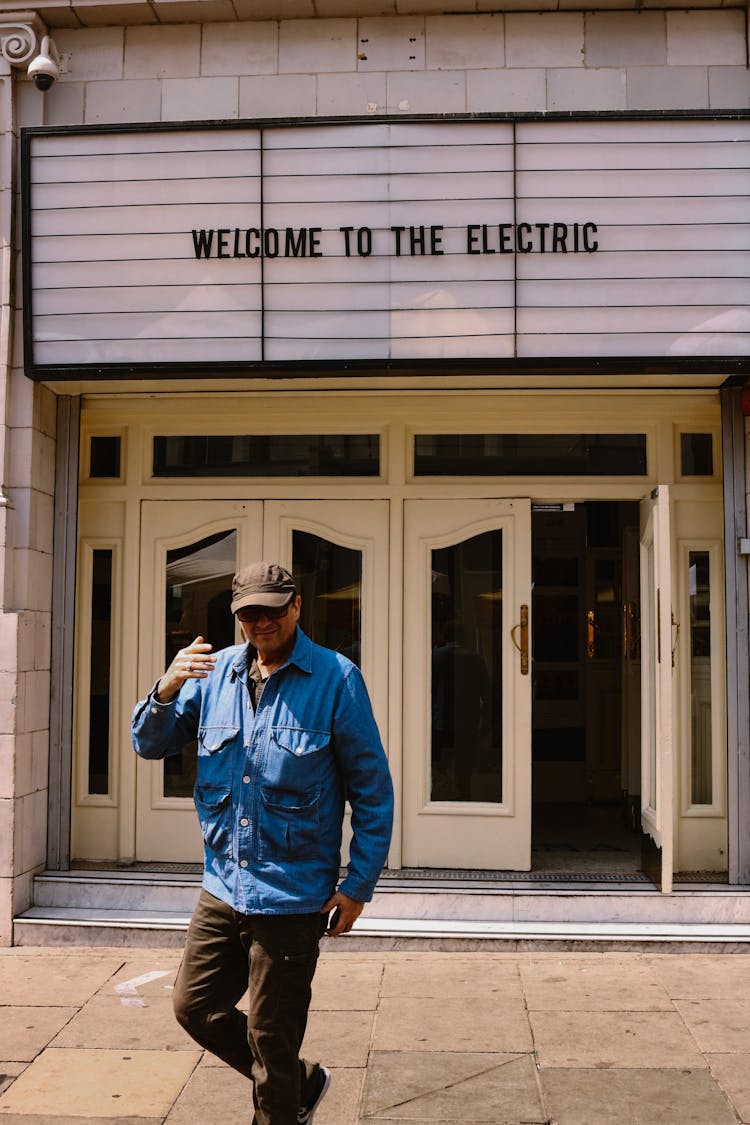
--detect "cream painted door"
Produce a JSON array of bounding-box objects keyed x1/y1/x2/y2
[
  {"x1": 135, "y1": 498, "x2": 388, "y2": 863},
  {"x1": 135, "y1": 501, "x2": 261, "y2": 861},
  {"x1": 402, "y1": 499, "x2": 532, "y2": 870},
  {"x1": 639, "y1": 486, "x2": 674, "y2": 893}
]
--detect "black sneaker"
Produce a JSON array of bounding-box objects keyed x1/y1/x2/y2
[{"x1": 297, "y1": 1067, "x2": 331, "y2": 1124}]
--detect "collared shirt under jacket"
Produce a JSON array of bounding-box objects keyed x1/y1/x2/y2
[{"x1": 131, "y1": 628, "x2": 394, "y2": 915}]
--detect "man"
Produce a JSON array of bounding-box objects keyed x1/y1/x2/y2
[{"x1": 131, "y1": 562, "x2": 394, "y2": 1125}]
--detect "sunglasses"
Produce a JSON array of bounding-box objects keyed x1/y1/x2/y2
[{"x1": 236, "y1": 599, "x2": 293, "y2": 624}]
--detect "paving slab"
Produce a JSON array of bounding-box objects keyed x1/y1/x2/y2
[
  {"x1": 707, "y1": 1052, "x2": 750, "y2": 1123},
  {"x1": 316, "y1": 1067, "x2": 365, "y2": 1125},
  {"x1": 541, "y1": 1066, "x2": 739, "y2": 1125},
  {"x1": 311, "y1": 958, "x2": 383, "y2": 1011},
  {"x1": 50, "y1": 995, "x2": 196, "y2": 1052},
  {"x1": 520, "y1": 956, "x2": 672, "y2": 1011},
  {"x1": 0, "y1": 955, "x2": 125, "y2": 1007},
  {"x1": 0, "y1": 1008, "x2": 77, "y2": 1062},
  {"x1": 302, "y1": 1009, "x2": 375, "y2": 1068},
  {"x1": 380, "y1": 957, "x2": 523, "y2": 1001},
  {"x1": 163, "y1": 1059, "x2": 252, "y2": 1122},
  {"x1": 647, "y1": 954, "x2": 750, "y2": 999},
  {"x1": 372, "y1": 996, "x2": 533, "y2": 1053},
  {"x1": 0, "y1": 1067, "x2": 25, "y2": 1097},
  {"x1": 530, "y1": 1010, "x2": 706, "y2": 1068},
  {"x1": 360, "y1": 1050, "x2": 544, "y2": 1122},
  {"x1": 0, "y1": 1117, "x2": 164, "y2": 1124},
  {"x1": 0, "y1": 1047, "x2": 200, "y2": 1118},
  {"x1": 675, "y1": 998, "x2": 750, "y2": 1053}
]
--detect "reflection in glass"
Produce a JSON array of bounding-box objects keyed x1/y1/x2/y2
[
  {"x1": 415, "y1": 433, "x2": 647, "y2": 476},
  {"x1": 163, "y1": 529, "x2": 237, "y2": 798},
  {"x1": 689, "y1": 551, "x2": 712, "y2": 805},
  {"x1": 681, "y1": 433, "x2": 713, "y2": 477},
  {"x1": 88, "y1": 549, "x2": 113, "y2": 795},
  {"x1": 431, "y1": 531, "x2": 502, "y2": 803},
  {"x1": 292, "y1": 531, "x2": 362, "y2": 667},
  {"x1": 153, "y1": 434, "x2": 379, "y2": 478}
]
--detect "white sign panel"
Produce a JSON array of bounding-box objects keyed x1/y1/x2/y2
[{"x1": 24, "y1": 119, "x2": 750, "y2": 373}]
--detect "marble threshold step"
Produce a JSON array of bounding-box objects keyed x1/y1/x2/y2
[
  {"x1": 13, "y1": 905, "x2": 750, "y2": 951},
  {"x1": 13, "y1": 871, "x2": 750, "y2": 949}
]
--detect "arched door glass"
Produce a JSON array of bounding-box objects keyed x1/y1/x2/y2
[
  {"x1": 292, "y1": 530, "x2": 362, "y2": 667},
  {"x1": 163, "y1": 529, "x2": 237, "y2": 798}
]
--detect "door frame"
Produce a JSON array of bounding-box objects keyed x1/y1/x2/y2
[{"x1": 66, "y1": 388, "x2": 734, "y2": 879}]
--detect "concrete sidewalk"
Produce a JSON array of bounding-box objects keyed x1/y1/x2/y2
[{"x1": 0, "y1": 947, "x2": 749, "y2": 1124}]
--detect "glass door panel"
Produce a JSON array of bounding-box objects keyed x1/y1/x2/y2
[
  {"x1": 162, "y1": 529, "x2": 238, "y2": 799},
  {"x1": 431, "y1": 531, "x2": 502, "y2": 804},
  {"x1": 403, "y1": 499, "x2": 532, "y2": 871},
  {"x1": 292, "y1": 530, "x2": 362, "y2": 667}
]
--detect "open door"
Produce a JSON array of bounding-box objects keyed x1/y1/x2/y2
[
  {"x1": 403, "y1": 498, "x2": 532, "y2": 870},
  {"x1": 639, "y1": 486, "x2": 674, "y2": 893}
]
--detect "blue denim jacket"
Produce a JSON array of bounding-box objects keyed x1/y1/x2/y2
[{"x1": 131, "y1": 628, "x2": 394, "y2": 915}]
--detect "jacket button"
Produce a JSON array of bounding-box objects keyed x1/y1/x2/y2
[
  {"x1": 150, "y1": 707, "x2": 158, "y2": 715},
  {"x1": 296, "y1": 749, "x2": 303, "y2": 757},
  {"x1": 243, "y1": 775, "x2": 250, "y2": 783},
  {"x1": 240, "y1": 859, "x2": 248, "y2": 868},
  {"x1": 240, "y1": 818, "x2": 249, "y2": 827}
]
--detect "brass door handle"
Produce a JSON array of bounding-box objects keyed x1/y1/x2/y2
[
  {"x1": 622, "y1": 603, "x2": 628, "y2": 659},
  {"x1": 587, "y1": 609, "x2": 596, "y2": 660},
  {"x1": 511, "y1": 604, "x2": 529, "y2": 675}
]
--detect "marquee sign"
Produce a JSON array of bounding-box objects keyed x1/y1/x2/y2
[{"x1": 21, "y1": 118, "x2": 750, "y2": 376}]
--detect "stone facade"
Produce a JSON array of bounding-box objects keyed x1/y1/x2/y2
[
  {"x1": 12, "y1": 9, "x2": 750, "y2": 126},
  {"x1": 0, "y1": 3, "x2": 749, "y2": 942}
]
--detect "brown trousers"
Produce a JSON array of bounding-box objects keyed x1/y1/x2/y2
[{"x1": 173, "y1": 888, "x2": 326, "y2": 1125}]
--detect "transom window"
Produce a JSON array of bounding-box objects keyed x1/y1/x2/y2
[
  {"x1": 153, "y1": 434, "x2": 380, "y2": 477},
  {"x1": 414, "y1": 434, "x2": 647, "y2": 476}
]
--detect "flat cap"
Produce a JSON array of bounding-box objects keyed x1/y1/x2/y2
[{"x1": 230, "y1": 561, "x2": 296, "y2": 614}]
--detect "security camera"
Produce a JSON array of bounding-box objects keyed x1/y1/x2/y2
[{"x1": 28, "y1": 36, "x2": 60, "y2": 91}]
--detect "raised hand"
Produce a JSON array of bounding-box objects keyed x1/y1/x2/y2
[{"x1": 156, "y1": 635, "x2": 216, "y2": 703}]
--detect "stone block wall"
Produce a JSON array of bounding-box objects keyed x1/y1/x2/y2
[
  {"x1": 1, "y1": 54, "x2": 57, "y2": 942},
  {"x1": 12, "y1": 9, "x2": 750, "y2": 126}
]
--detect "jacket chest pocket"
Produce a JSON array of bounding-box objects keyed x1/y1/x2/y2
[{"x1": 263, "y1": 726, "x2": 330, "y2": 790}]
